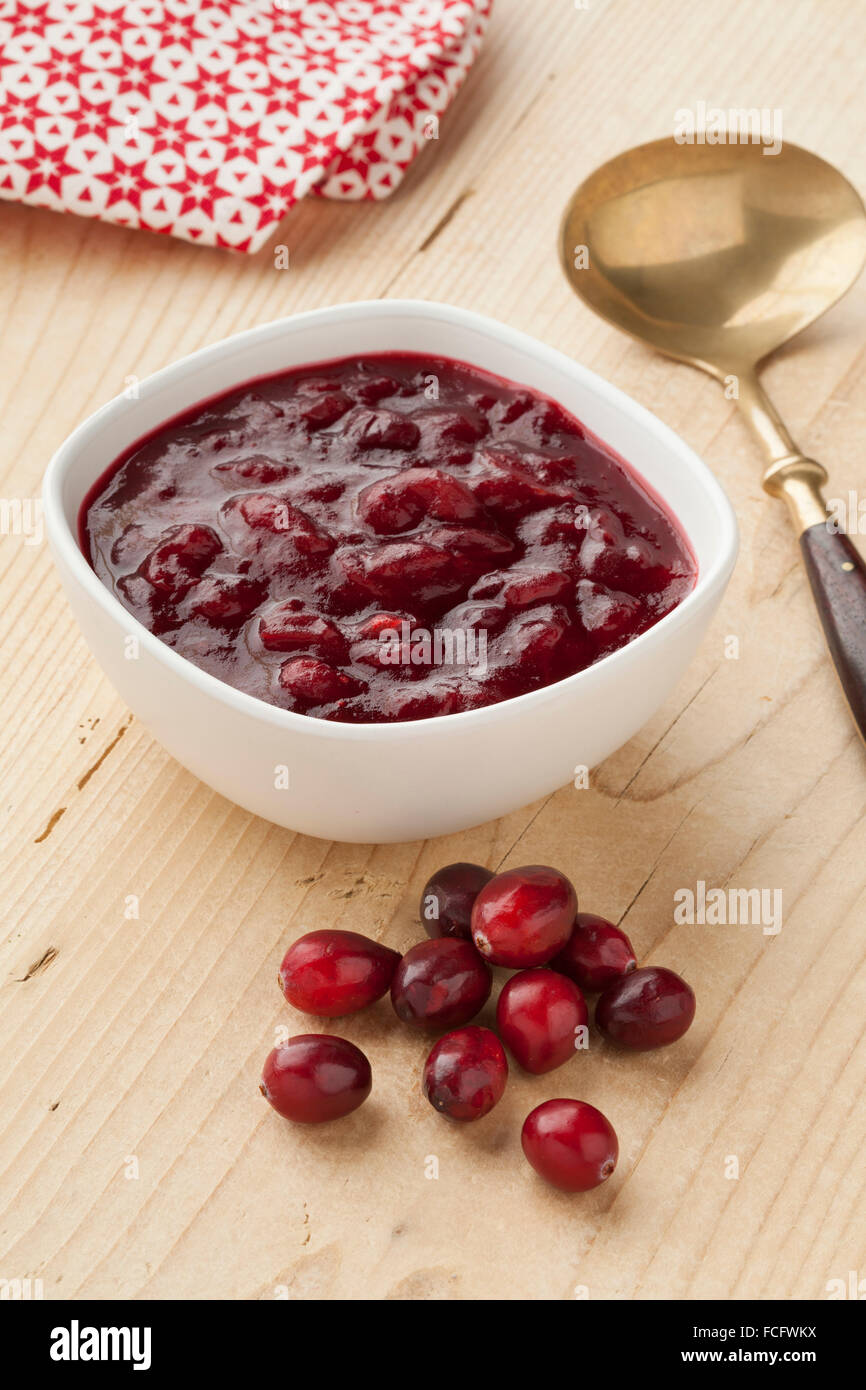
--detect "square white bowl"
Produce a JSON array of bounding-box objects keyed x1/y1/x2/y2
[{"x1": 43, "y1": 300, "x2": 737, "y2": 843}]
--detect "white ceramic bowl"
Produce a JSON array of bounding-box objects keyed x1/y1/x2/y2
[{"x1": 43, "y1": 300, "x2": 737, "y2": 843}]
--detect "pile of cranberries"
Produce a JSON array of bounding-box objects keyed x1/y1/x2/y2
[{"x1": 260, "y1": 861, "x2": 696, "y2": 1193}]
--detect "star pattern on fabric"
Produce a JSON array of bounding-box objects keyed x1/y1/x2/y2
[{"x1": 0, "y1": 0, "x2": 493, "y2": 251}]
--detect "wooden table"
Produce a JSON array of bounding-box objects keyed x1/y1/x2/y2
[{"x1": 3, "y1": 0, "x2": 865, "y2": 1302}]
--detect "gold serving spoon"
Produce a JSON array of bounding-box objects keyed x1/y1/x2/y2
[{"x1": 560, "y1": 137, "x2": 866, "y2": 736}]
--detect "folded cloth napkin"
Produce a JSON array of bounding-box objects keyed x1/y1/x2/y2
[{"x1": 0, "y1": 0, "x2": 492, "y2": 251}]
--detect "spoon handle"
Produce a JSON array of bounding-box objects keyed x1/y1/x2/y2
[{"x1": 800, "y1": 523, "x2": 866, "y2": 739}]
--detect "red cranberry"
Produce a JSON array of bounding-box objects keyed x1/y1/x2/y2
[
  {"x1": 357, "y1": 611, "x2": 412, "y2": 639},
  {"x1": 211, "y1": 456, "x2": 292, "y2": 486},
  {"x1": 187, "y1": 574, "x2": 264, "y2": 625},
  {"x1": 423, "y1": 1025, "x2": 507, "y2": 1121},
  {"x1": 552, "y1": 913, "x2": 637, "y2": 993},
  {"x1": 497, "y1": 968, "x2": 588, "y2": 1074},
  {"x1": 596, "y1": 966, "x2": 695, "y2": 1050},
  {"x1": 521, "y1": 1098, "x2": 618, "y2": 1192},
  {"x1": 260, "y1": 1035, "x2": 371, "y2": 1123},
  {"x1": 501, "y1": 566, "x2": 571, "y2": 608},
  {"x1": 339, "y1": 540, "x2": 458, "y2": 605},
  {"x1": 279, "y1": 656, "x2": 364, "y2": 704},
  {"x1": 349, "y1": 408, "x2": 420, "y2": 451},
  {"x1": 420, "y1": 862, "x2": 494, "y2": 940},
  {"x1": 227, "y1": 494, "x2": 333, "y2": 554},
  {"x1": 358, "y1": 468, "x2": 481, "y2": 534},
  {"x1": 576, "y1": 580, "x2": 640, "y2": 642},
  {"x1": 278, "y1": 929, "x2": 401, "y2": 1017},
  {"x1": 301, "y1": 390, "x2": 352, "y2": 429},
  {"x1": 470, "y1": 865, "x2": 577, "y2": 968},
  {"x1": 390, "y1": 938, "x2": 491, "y2": 1030},
  {"x1": 259, "y1": 604, "x2": 346, "y2": 658},
  {"x1": 140, "y1": 523, "x2": 222, "y2": 595}
]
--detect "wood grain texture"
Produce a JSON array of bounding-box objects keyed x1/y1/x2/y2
[{"x1": 2, "y1": 0, "x2": 865, "y2": 1301}]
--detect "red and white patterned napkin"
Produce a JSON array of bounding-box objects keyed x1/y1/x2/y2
[{"x1": 0, "y1": 0, "x2": 492, "y2": 251}]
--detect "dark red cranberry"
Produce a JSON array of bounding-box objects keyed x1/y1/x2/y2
[
  {"x1": 349, "y1": 408, "x2": 420, "y2": 451},
  {"x1": 552, "y1": 913, "x2": 637, "y2": 993},
  {"x1": 187, "y1": 574, "x2": 263, "y2": 625},
  {"x1": 211, "y1": 456, "x2": 292, "y2": 486},
  {"x1": 279, "y1": 656, "x2": 364, "y2": 703},
  {"x1": 259, "y1": 604, "x2": 346, "y2": 658},
  {"x1": 390, "y1": 938, "x2": 491, "y2": 1030},
  {"x1": 357, "y1": 611, "x2": 411, "y2": 639},
  {"x1": 423, "y1": 1026, "x2": 507, "y2": 1121},
  {"x1": 140, "y1": 523, "x2": 222, "y2": 595},
  {"x1": 301, "y1": 390, "x2": 352, "y2": 429},
  {"x1": 278, "y1": 929, "x2": 401, "y2": 1017},
  {"x1": 227, "y1": 494, "x2": 333, "y2": 554},
  {"x1": 596, "y1": 966, "x2": 695, "y2": 1050},
  {"x1": 260, "y1": 1035, "x2": 371, "y2": 1123},
  {"x1": 358, "y1": 468, "x2": 481, "y2": 534},
  {"x1": 340, "y1": 540, "x2": 457, "y2": 605},
  {"x1": 576, "y1": 579, "x2": 640, "y2": 642},
  {"x1": 521, "y1": 1098, "x2": 618, "y2": 1192},
  {"x1": 420, "y1": 862, "x2": 494, "y2": 940},
  {"x1": 470, "y1": 865, "x2": 577, "y2": 968},
  {"x1": 496, "y1": 968, "x2": 588, "y2": 1074}
]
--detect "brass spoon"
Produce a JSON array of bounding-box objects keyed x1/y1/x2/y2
[{"x1": 560, "y1": 137, "x2": 866, "y2": 736}]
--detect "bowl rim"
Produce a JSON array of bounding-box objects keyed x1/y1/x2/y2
[{"x1": 43, "y1": 298, "x2": 739, "y2": 743}]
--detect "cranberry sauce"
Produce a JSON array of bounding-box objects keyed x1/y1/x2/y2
[{"x1": 81, "y1": 352, "x2": 696, "y2": 723}]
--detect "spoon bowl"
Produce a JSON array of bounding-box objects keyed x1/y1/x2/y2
[
  {"x1": 561, "y1": 137, "x2": 866, "y2": 741},
  {"x1": 560, "y1": 139, "x2": 866, "y2": 377}
]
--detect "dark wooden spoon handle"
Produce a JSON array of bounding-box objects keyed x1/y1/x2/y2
[{"x1": 800, "y1": 522, "x2": 866, "y2": 738}]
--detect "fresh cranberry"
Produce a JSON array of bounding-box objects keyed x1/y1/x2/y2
[
  {"x1": 471, "y1": 865, "x2": 577, "y2": 968},
  {"x1": 278, "y1": 929, "x2": 401, "y2": 1017},
  {"x1": 422, "y1": 1026, "x2": 507, "y2": 1121},
  {"x1": 390, "y1": 938, "x2": 491, "y2": 1030},
  {"x1": 521, "y1": 1099, "x2": 618, "y2": 1192},
  {"x1": 496, "y1": 968, "x2": 588, "y2": 1074},
  {"x1": 420, "y1": 862, "x2": 494, "y2": 940},
  {"x1": 596, "y1": 966, "x2": 695, "y2": 1050},
  {"x1": 260, "y1": 1035, "x2": 372, "y2": 1123},
  {"x1": 552, "y1": 913, "x2": 637, "y2": 993}
]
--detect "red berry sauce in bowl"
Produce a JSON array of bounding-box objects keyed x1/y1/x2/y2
[{"x1": 80, "y1": 352, "x2": 697, "y2": 724}]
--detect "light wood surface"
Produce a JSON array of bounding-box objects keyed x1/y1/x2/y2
[{"x1": 2, "y1": 0, "x2": 865, "y2": 1301}]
